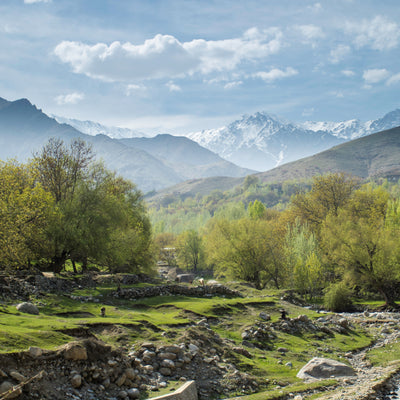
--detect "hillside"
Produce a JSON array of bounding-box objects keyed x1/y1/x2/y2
[
  {"x1": 148, "y1": 125, "x2": 400, "y2": 201},
  {"x1": 0, "y1": 97, "x2": 251, "y2": 192}
]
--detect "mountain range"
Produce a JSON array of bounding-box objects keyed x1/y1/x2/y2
[
  {"x1": 0, "y1": 97, "x2": 252, "y2": 192},
  {"x1": 185, "y1": 109, "x2": 400, "y2": 171},
  {"x1": 148, "y1": 125, "x2": 400, "y2": 201}
]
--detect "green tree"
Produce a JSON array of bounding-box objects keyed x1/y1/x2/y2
[
  {"x1": 290, "y1": 173, "x2": 359, "y2": 231},
  {"x1": 0, "y1": 160, "x2": 54, "y2": 269},
  {"x1": 206, "y1": 218, "x2": 285, "y2": 289},
  {"x1": 321, "y1": 186, "x2": 399, "y2": 306},
  {"x1": 175, "y1": 230, "x2": 205, "y2": 273},
  {"x1": 285, "y1": 220, "x2": 325, "y2": 298},
  {"x1": 248, "y1": 199, "x2": 266, "y2": 219}
]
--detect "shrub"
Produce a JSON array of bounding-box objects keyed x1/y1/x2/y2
[{"x1": 324, "y1": 282, "x2": 353, "y2": 312}]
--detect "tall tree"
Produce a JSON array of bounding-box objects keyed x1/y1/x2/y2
[{"x1": 175, "y1": 230, "x2": 205, "y2": 273}]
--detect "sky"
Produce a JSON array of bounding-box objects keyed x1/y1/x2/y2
[{"x1": 0, "y1": 0, "x2": 399, "y2": 134}]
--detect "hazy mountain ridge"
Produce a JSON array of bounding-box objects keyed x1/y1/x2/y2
[
  {"x1": 52, "y1": 115, "x2": 148, "y2": 139},
  {"x1": 0, "y1": 97, "x2": 252, "y2": 192},
  {"x1": 186, "y1": 109, "x2": 400, "y2": 171},
  {"x1": 148, "y1": 125, "x2": 400, "y2": 201}
]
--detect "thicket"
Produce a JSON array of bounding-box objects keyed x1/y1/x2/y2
[
  {"x1": 153, "y1": 174, "x2": 400, "y2": 307},
  {"x1": 0, "y1": 138, "x2": 154, "y2": 275}
]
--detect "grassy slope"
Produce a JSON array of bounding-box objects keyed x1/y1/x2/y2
[{"x1": 0, "y1": 282, "x2": 375, "y2": 399}]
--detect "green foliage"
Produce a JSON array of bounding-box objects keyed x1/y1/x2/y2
[
  {"x1": 324, "y1": 282, "x2": 354, "y2": 312},
  {"x1": 0, "y1": 138, "x2": 154, "y2": 274},
  {"x1": 248, "y1": 199, "x2": 266, "y2": 219},
  {"x1": 206, "y1": 218, "x2": 285, "y2": 289},
  {"x1": 175, "y1": 230, "x2": 205, "y2": 272}
]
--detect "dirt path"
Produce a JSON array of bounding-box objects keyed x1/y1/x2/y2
[{"x1": 310, "y1": 312, "x2": 400, "y2": 400}]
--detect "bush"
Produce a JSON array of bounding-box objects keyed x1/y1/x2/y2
[{"x1": 324, "y1": 282, "x2": 353, "y2": 312}]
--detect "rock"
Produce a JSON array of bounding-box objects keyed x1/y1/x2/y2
[
  {"x1": 297, "y1": 314, "x2": 309, "y2": 322},
  {"x1": 9, "y1": 371, "x2": 26, "y2": 382},
  {"x1": 116, "y1": 373, "x2": 127, "y2": 387},
  {"x1": 285, "y1": 362, "x2": 293, "y2": 368},
  {"x1": 188, "y1": 344, "x2": 199, "y2": 354},
  {"x1": 125, "y1": 368, "x2": 136, "y2": 380},
  {"x1": 338, "y1": 318, "x2": 349, "y2": 328},
  {"x1": 16, "y1": 302, "x2": 39, "y2": 315},
  {"x1": 159, "y1": 367, "x2": 172, "y2": 376},
  {"x1": 127, "y1": 388, "x2": 140, "y2": 399},
  {"x1": 277, "y1": 347, "x2": 289, "y2": 353},
  {"x1": 0, "y1": 369, "x2": 7, "y2": 378},
  {"x1": 161, "y1": 359, "x2": 175, "y2": 369},
  {"x1": 118, "y1": 390, "x2": 128, "y2": 398},
  {"x1": 29, "y1": 346, "x2": 43, "y2": 358},
  {"x1": 297, "y1": 357, "x2": 356, "y2": 380},
  {"x1": 71, "y1": 374, "x2": 82, "y2": 388},
  {"x1": 158, "y1": 352, "x2": 177, "y2": 360},
  {"x1": 233, "y1": 347, "x2": 252, "y2": 358},
  {"x1": 259, "y1": 312, "x2": 271, "y2": 321},
  {"x1": 0, "y1": 381, "x2": 22, "y2": 398},
  {"x1": 63, "y1": 342, "x2": 88, "y2": 361}
]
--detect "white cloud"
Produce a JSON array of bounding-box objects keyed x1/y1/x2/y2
[
  {"x1": 308, "y1": 3, "x2": 322, "y2": 12},
  {"x1": 346, "y1": 16, "x2": 400, "y2": 50},
  {"x1": 341, "y1": 69, "x2": 355, "y2": 77},
  {"x1": 330, "y1": 44, "x2": 351, "y2": 64},
  {"x1": 55, "y1": 92, "x2": 84, "y2": 105},
  {"x1": 387, "y1": 73, "x2": 400, "y2": 86},
  {"x1": 24, "y1": 0, "x2": 51, "y2": 3},
  {"x1": 302, "y1": 107, "x2": 315, "y2": 117},
  {"x1": 224, "y1": 81, "x2": 243, "y2": 89},
  {"x1": 166, "y1": 81, "x2": 181, "y2": 92},
  {"x1": 54, "y1": 28, "x2": 283, "y2": 82},
  {"x1": 253, "y1": 67, "x2": 298, "y2": 82},
  {"x1": 363, "y1": 68, "x2": 390, "y2": 84},
  {"x1": 295, "y1": 25, "x2": 324, "y2": 46},
  {"x1": 125, "y1": 84, "x2": 147, "y2": 96}
]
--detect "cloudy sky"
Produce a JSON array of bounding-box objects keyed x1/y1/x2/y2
[{"x1": 1, "y1": 0, "x2": 399, "y2": 134}]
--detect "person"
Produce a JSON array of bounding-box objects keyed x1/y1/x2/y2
[
  {"x1": 101, "y1": 307, "x2": 106, "y2": 317},
  {"x1": 280, "y1": 309, "x2": 288, "y2": 320}
]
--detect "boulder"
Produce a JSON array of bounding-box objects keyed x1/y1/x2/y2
[
  {"x1": 63, "y1": 342, "x2": 88, "y2": 361},
  {"x1": 259, "y1": 312, "x2": 271, "y2": 321},
  {"x1": 297, "y1": 357, "x2": 356, "y2": 380},
  {"x1": 16, "y1": 302, "x2": 39, "y2": 315},
  {"x1": 127, "y1": 388, "x2": 140, "y2": 399}
]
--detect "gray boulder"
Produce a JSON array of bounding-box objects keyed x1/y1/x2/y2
[
  {"x1": 297, "y1": 357, "x2": 356, "y2": 380},
  {"x1": 16, "y1": 302, "x2": 39, "y2": 315}
]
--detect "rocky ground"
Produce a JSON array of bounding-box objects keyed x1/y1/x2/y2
[{"x1": 1, "y1": 275, "x2": 400, "y2": 400}]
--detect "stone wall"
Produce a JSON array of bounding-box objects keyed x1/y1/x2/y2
[{"x1": 114, "y1": 284, "x2": 242, "y2": 300}]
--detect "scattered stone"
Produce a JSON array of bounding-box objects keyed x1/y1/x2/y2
[
  {"x1": 71, "y1": 374, "x2": 82, "y2": 388},
  {"x1": 16, "y1": 302, "x2": 39, "y2": 315},
  {"x1": 297, "y1": 357, "x2": 356, "y2": 380},
  {"x1": 116, "y1": 374, "x2": 127, "y2": 387},
  {"x1": 0, "y1": 381, "x2": 22, "y2": 398},
  {"x1": 9, "y1": 371, "x2": 26, "y2": 382},
  {"x1": 259, "y1": 312, "x2": 271, "y2": 321},
  {"x1": 29, "y1": 346, "x2": 43, "y2": 358},
  {"x1": 127, "y1": 388, "x2": 140, "y2": 399}
]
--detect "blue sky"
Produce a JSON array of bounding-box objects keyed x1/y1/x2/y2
[{"x1": 0, "y1": 0, "x2": 399, "y2": 134}]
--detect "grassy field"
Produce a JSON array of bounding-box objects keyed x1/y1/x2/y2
[{"x1": 0, "y1": 281, "x2": 378, "y2": 398}]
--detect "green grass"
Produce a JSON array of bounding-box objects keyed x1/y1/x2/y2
[
  {"x1": 0, "y1": 285, "x2": 381, "y2": 399},
  {"x1": 366, "y1": 340, "x2": 400, "y2": 367}
]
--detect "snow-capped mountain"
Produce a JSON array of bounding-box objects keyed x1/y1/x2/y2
[
  {"x1": 300, "y1": 109, "x2": 400, "y2": 140},
  {"x1": 52, "y1": 115, "x2": 147, "y2": 139},
  {"x1": 186, "y1": 109, "x2": 400, "y2": 172}
]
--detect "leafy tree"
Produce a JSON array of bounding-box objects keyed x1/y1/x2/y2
[
  {"x1": 175, "y1": 230, "x2": 205, "y2": 273},
  {"x1": 0, "y1": 160, "x2": 54, "y2": 269},
  {"x1": 321, "y1": 186, "x2": 399, "y2": 306},
  {"x1": 290, "y1": 173, "x2": 359, "y2": 230},
  {"x1": 206, "y1": 218, "x2": 285, "y2": 289},
  {"x1": 33, "y1": 138, "x2": 154, "y2": 274},
  {"x1": 285, "y1": 220, "x2": 325, "y2": 298},
  {"x1": 248, "y1": 199, "x2": 266, "y2": 219}
]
